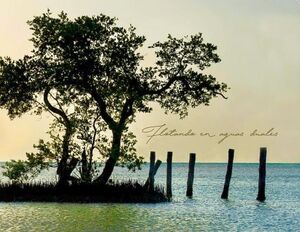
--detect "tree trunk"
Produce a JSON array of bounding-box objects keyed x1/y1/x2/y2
[
  {"x1": 80, "y1": 148, "x2": 91, "y2": 182},
  {"x1": 94, "y1": 129, "x2": 122, "y2": 184},
  {"x1": 43, "y1": 87, "x2": 74, "y2": 187},
  {"x1": 56, "y1": 172, "x2": 69, "y2": 188},
  {"x1": 96, "y1": 157, "x2": 118, "y2": 184},
  {"x1": 56, "y1": 157, "x2": 79, "y2": 187},
  {"x1": 56, "y1": 123, "x2": 73, "y2": 186}
]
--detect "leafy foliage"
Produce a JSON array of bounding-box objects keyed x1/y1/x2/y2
[
  {"x1": 0, "y1": 11, "x2": 228, "y2": 184},
  {"x1": 2, "y1": 140, "x2": 55, "y2": 183},
  {"x1": 2, "y1": 160, "x2": 30, "y2": 183}
]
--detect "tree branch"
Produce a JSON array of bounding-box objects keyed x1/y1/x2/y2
[
  {"x1": 49, "y1": 90, "x2": 66, "y2": 113},
  {"x1": 32, "y1": 98, "x2": 60, "y2": 121},
  {"x1": 119, "y1": 98, "x2": 134, "y2": 125},
  {"x1": 214, "y1": 92, "x2": 228, "y2": 99},
  {"x1": 43, "y1": 87, "x2": 70, "y2": 126},
  {"x1": 67, "y1": 79, "x2": 117, "y2": 130}
]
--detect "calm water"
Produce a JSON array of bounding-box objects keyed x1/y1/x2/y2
[{"x1": 0, "y1": 163, "x2": 299, "y2": 231}]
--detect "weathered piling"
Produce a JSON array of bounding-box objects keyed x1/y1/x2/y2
[
  {"x1": 186, "y1": 153, "x2": 196, "y2": 197},
  {"x1": 152, "y1": 160, "x2": 162, "y2": 176},
  {"x1": 257, "y1": 147, "x2": 267, "y2": 202},
  {"x1": 144, "y1": 159, "x2": 162, "y2": 188},
  {"x1": 166, "y1": 151, "x2": 173, "y2": 199},
  {"x1": 221, "y1": 149, "x2": 234, "y2": 199},
  {"x1": 148, "y1": 151, "x2": 156, "y2": 192}
]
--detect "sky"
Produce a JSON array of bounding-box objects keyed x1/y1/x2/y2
[{"x1": 0, "y1": 0, "x2": 299, "y2": 162}]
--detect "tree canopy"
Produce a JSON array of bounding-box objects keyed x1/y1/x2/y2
[{"x1": 0, "y1": 11, "x2": 228, "y2": 185}]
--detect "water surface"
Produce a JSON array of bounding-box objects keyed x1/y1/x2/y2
[{"x1": 0, "y1": 163, "x2": 299, "y2": 231}]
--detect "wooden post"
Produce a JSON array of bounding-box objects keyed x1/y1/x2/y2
[
  {"x1": 148, "y1": 151, "x2": 156, "y2": 192},
  {"x1": 257, "y1": 147, "x2": 267, "y2": 202},
  {"x1": 166, "y1": 151, "x2": 173, "y2": 199},
  {"x1": 186, "y1": 153, "x2": 196, "y2": 197},
  {"x1": 144, "y1": 160, "x2": 162, "y2": 188},
  {"x1": 221, "y1": 149, "x2": 234, "y2": 199}
]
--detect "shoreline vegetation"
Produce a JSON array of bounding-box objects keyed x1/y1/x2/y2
[{"x1": 0, "y1": 180, "x2": 168, "y2": 203}]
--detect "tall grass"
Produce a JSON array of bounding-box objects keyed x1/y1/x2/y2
[{"x1": 0, "y1": 180, "x2": 167, "y2": 203}]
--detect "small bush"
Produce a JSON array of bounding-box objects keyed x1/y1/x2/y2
[{"x1": 2, "y1": 160, "x2": 31, "y2": 183}]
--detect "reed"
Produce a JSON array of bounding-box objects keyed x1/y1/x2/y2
[{"x1": 0, "y1": 180, "x2": 167, "y2": 203}]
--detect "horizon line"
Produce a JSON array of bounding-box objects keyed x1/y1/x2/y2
[{"x1": 0, "y1": 161, "x2": 299, "y2": 164}]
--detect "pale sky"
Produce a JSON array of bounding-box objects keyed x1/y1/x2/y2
[{"x1": 0, "y1": 0, "x2": 299, "y2": 162}]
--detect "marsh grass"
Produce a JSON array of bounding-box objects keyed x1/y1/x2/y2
[{"x1": 0, "y1": 180, "x2": 167, "y2": 203}]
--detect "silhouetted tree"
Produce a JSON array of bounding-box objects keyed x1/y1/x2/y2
[
  {"x1": 74, "y1": 97, "x2": 144, "y2": 183},
  {"x1": 0, "y1": 58, "x2": 81, "y2": 186},
  {"x1": 0, "y1": 11, "x2": 228, "y2": 185}
]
